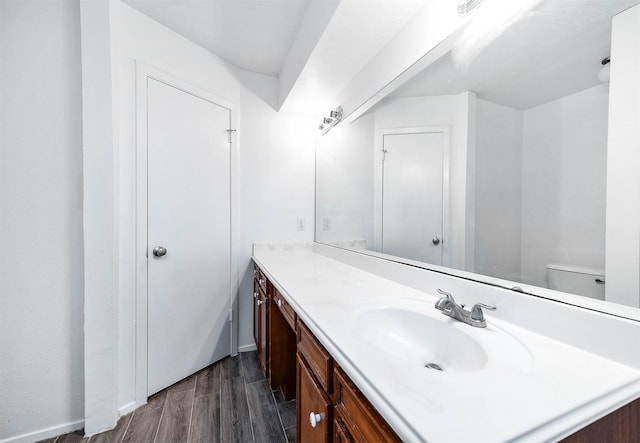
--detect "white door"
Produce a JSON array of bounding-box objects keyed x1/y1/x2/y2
[
  {"x1": 147, "y1": 78, "x2": 231, "y2": 395},
  {"x1": 382, "y1": 132, "x2": 444, "y2": 265}
]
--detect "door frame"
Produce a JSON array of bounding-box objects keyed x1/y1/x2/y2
[
  {"x1": 134, "y1": 62, "x2": 240, "y2": 405},
  {"x1": 374, "y1": 126, "x2": 450, "y2": 265}
]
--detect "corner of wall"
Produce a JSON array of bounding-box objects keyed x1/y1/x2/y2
[
  {"x1": 605, "y1": 3, "x2": 640, "y2": 307},
  {"x1": 461, "y1": 91, "x2": 477, "y2": 272},
  {"x1": 231, "y1": 66, "x2": 279, "y2": 110},
  {"x1": 80, "y1": 0, "x2": 119, "y2": 434}
]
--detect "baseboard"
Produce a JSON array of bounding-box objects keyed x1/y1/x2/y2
[
  {"x1": 119, "y1": 401, "x2": 138, "y2": 417},
  {"x1": 0, "y1": 419, "x2": 84, "y2": 443},
  {"x1": 82, "y1": 402, "x2": 139, "y2": 438},
  {"x1": 238, "y1": 343, "x2": 257, "y2": 352}
]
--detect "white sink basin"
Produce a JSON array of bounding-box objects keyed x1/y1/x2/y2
[{"x1": 357, "y1": 308, "x2": 489, "y2": 373}]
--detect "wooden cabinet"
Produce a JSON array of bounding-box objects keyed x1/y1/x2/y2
[
  {"x1": 295, "y1": 319, "x2": 399, "y2": 443},
  {"x1": 297, "y1": 355, "x2": 332, "y2": 443},
  {"x1": 253, "y1": 259, "x2": 401, "y2": 443},
  {"x1": 253, "y1": 278, "x2": 260, "y2": 346},
  {"x1": 561, "y1": 397, "x2": 640, "y2": 443},
  {"x1": 333, "y1": 366, "x2": 401, "y2": 443},
  {"x1": 253, "y1": 264, "x2": 269, "y2": 378},
  {"x1": 253, "y1": 262, "x2": 296, "y2": 398},
  {"x1": 269, "y1": 287, "x2": 297, "y2": 399},
  {"x1": 333, "y1": 406, "x2": 355, "y2": 443},
  {"x1": 257, "y1": 290, "x2": 268, "y2": 377},
  {"x1": 296, "y1": 320, "x2": 334, "y2": 442}
]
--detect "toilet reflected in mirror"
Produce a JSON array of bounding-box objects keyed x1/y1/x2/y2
[{"x1": 546, "y1": 264, "x2": 606, "y2": 301}]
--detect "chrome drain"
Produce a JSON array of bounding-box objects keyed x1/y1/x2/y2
[{"x1": 425, "y1": 362, "x2": 444, "y2": 371}]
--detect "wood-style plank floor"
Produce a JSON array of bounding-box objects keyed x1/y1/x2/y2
[{"x1": 38, "y1": 351, "x2": 296, "y2": 443}]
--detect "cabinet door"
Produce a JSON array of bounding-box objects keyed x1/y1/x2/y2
[
  {"x1": 253, "y1": 279, "x2": 259, "y2": 345},
  {"x1": 258, "y1": 289, "x2": 269, "y2": 377},
  {"x1": 333, "y1": 406, "x2": 355, "y2": 443},
  {"x1": 297, "y1": 356, "x2": 331, "y2": 443}
]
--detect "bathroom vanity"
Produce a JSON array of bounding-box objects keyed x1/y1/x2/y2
[
  {"x1": 253, "y1": 244, "x2": 640, "y2": 442},
  {"x1": 253, "y1": 256, "x2": 400, "y2": 442}
]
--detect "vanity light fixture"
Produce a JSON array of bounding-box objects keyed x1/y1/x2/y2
[
  {"x1": 457, "y1": 0, "x2": 485, "y2": 15},
  {"x1": 318, "y1": 106, "x2": 343, "y2": 135}
]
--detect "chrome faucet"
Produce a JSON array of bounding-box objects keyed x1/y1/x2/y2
[{"x1": 434, "y1": 289, "x2": 496, "y2": 328}]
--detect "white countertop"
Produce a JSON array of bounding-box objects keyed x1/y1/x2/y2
[{"x1": 252, "y1": 245, "x2": 640, "y2": 442}]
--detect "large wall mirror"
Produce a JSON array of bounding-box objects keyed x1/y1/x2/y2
[{"x1": 316, "y1": 0, "x2": 640, "y2": 316}]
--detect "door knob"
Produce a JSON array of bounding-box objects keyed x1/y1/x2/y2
[
  {"x1": 432, "y1": 236, "x2": 441, "y2": 245},
  {"x1": 152, "y1": 246, "x2": 167, "y2": 257}
]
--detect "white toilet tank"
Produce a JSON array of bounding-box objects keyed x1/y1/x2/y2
[{"x1": 546, "y1": 264, "x2": 605, "y2": 300}]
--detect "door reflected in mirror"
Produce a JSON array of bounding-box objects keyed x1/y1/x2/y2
[{"x1": 381, "y1": 131, "x2": 445, "y2": 265}]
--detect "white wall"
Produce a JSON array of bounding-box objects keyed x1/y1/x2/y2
[
  {"x1": 605, "y1": 3, "x2": 640, "y2": 307},
  {"x1": 0, "y1": 1, "x2": 85, "y2": 441},
  {"x1": 315, "y1": 113, "x2": 375, "y2": 248},
  {"x1": 475, "y1": 99, "x2": 523, "y2": 282},
  {"x1": 521, "y1": 84, "x2": 609, "y2": 287},
  {"x1": 0, "y1": 0, "x2": 316, "y2": 438},
  {"x1": 372, "y1": 94, "x2": 474, "y2": 269},
  {"x1": 94, "y1": 0, "x2": 316, "y2": 429},
  {"x1": 237, "y1": 87, "x2": 316, "y2": 350}
]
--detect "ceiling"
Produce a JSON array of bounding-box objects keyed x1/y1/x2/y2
[
  {"x1": 122, "y1": 0, "x2": 311, "y2": 77},
  {"x1": 121, "y1": 0, "x2": 426, "y2": 112},
  {"x1": 279, "y1": 0, "x2": 427, "y2": 113},
  {"x1": 392, "y1": 0, "x2": 640, "y2": 110}
]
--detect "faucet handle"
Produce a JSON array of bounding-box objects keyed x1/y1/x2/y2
[
  {"x1": 437, "y1": 288, "x2": 455, "y2": 303},
  {"x1": 470, "y1": 303, "x2": 496, "y2": 321}
]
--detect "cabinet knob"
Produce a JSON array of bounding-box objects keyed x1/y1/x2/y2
[
  {"x1": 259, "y1": 278, "x2": 265, "y2": 285},
  {"x1": 277, "y1": 299, "x2": 284, "y2": 308},
  {"x1": 309, "y1": 412, "x2": 323, "y2": 428},
  {"x1": 253, "y1": 269, "x2": 258, "y2": 277},
  {"x1": 253, "y1": 292, "x2": 258, "y2": 299},
  {"x1": 257, "y1": 299, "x2": 264, "y2": 306}
]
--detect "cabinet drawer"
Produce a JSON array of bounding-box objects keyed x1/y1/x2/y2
[
  {"x1": 334, "y1": 367, "x2": 401, "y2": 443},
  {"x1": 273, "y1": 288, "x2": 296, "y2": 330},
  {"x1": 297, "y1": 320, "x2": 333, "y2": 394}
]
